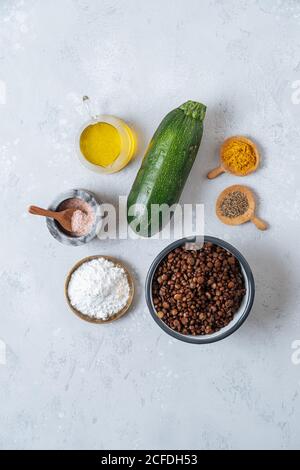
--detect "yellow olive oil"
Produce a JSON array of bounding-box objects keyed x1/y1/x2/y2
[{"x1": 80, "y1": 122, "x2": 121, "y2": 167}]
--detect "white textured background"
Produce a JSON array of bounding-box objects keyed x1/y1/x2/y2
[{"x1": 1, "y1": 0, "x2": 300, "y2": 450}]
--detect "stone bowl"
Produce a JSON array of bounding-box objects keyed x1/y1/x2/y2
[
  {"x1": 46, "y1": 189, "x2": 102, "y2": 246},
  {"x1": 145, "y1": 236, "x2": 255, "y2": 344}
]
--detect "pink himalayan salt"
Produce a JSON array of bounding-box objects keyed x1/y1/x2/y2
[{"x1": 57, "y1": 198, "x2": 95, "y2": 237}]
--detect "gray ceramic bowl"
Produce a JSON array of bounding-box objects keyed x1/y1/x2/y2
[
  {"x1": 145, "y1": 236, "x2": 255, "y2": 344},
  {"x1": 46, "y1": 189, "x2": 102, "y2": 246}
]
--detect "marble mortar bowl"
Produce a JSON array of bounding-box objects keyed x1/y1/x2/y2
[{"x1": 46, "y1": 189, "x2": 102, "y2": 246}]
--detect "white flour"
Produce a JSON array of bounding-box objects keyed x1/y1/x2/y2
[{"x1": 68, "y1": 258, "x2": 130, "y2": 320}]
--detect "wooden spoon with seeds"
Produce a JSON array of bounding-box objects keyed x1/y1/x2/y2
[
  {"x1": 216, "y1": 185, "x2": 268, "y2": 230},
  {"x1": 28, "y1": 205, "x2": 78, "y2": 232}
]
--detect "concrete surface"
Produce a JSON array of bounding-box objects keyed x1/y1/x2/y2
[{"x1": 0, "y1": 0, "x2": 300, "y2": 450}]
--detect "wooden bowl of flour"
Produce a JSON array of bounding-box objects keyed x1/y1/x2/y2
[{"x1": 65, "y1": 255, "x2": 135, "y2": 324}]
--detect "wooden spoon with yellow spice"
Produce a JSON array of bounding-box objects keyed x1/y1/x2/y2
[
  {"x1": 28, "y1": 205, "x2": 78, "y2": 233},
  {"x1": 216, "y1": 185, "x2": 268, "y2": 230},
  {"x1": 207, "y1": 136, "x2": 260, "y2": 179}
]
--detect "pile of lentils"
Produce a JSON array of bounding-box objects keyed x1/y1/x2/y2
[{"x1": 152, "y1": 242, "x2": 246, "y2": 336}]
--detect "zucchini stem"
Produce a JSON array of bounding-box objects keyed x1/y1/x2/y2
[{"x1": 180, "y1": 101, "x2": 207, "y2": 121}]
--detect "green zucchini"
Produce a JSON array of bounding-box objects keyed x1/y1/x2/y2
[{"x1": 127, "y1": 100, "x2": 206, "y2": 237}]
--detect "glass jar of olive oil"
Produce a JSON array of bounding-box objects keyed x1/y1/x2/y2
[{"x1": 77, "y1": 98, "x2": 136, "y2": 174}]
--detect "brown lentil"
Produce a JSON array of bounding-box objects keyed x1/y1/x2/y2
[
  {"x1": 152, "y1": 242, "x2": 246, "y2": 336},
  {"x1": 220, "y1": 191, "x2": 249, "y2": 218}
]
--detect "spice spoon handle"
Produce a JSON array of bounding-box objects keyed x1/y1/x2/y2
[
  {"x1": 28, "y1": 205, "x2": 75, "y2": 232},
  {"x1": 251, "y1": 216, "x2": 268, "y2": 231},
  {"x1": 207, "y1": 166, "x2": 225, "y2": 179}
]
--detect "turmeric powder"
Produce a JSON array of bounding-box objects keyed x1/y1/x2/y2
[{"x1": 222, "y1": 138, "x2": 257, "y2": 175}]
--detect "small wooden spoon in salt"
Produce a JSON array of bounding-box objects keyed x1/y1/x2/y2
[
  {"x1": 207, "y1": 136, "x2": 260, "y2": 179},
  {"x1": 216, "y1": 185, "x2": 268, "y2": 230},
  {"x1": 28, "y1": 205, "x2": 78, "y2": 233}
]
